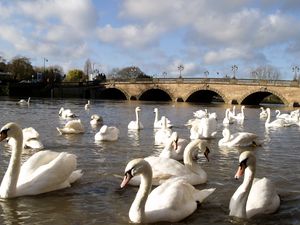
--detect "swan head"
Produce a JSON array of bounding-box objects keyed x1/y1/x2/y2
[
  {"x1": 135, "y1": 107, "x2": 141, "y2": 112},
  {"x1": 170, "y1": 132, "x2": 179, "y2": 150},
  {"x1": 59, "y1": 107, "x2": 64, "y2": 115},
  {"x1": 153, "y1": 108, "x2": 158, "y2": 113},
  {"x1": 0, "y1": 122, "x2": 23, "y2": 142},
  {"x1": 120, "y1": 158, "x2": 152, "y2": 188},
  {"x1": 234, "y1": 151, "x2": 256, "y2": 179}
]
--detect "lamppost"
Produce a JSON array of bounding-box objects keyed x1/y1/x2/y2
[
  {"x1": 178, "y1": 64, "x2": 184, "y2": 78},
  {"x1": 231, "y1": 65, "x2": 238, "y2": 79},
  {"x1": 204, "y1": 70, "x2": 209, "y2": 78},
  {"x1": 292, "y1": 65, "x2": 299, "y2": 80},
  {"x1": 162, "y1": 71, "x2": 167, "y2": 79},
  {"x1": 43, "y1": 57, "x2": 48, "y2": 73}
]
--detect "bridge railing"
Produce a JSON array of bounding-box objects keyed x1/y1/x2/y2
[{"x1": 104, "y1": 78, "x2": 299, "y2": 87}]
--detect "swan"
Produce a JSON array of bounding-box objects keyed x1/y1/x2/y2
[
  {"x1": 59, "y1": 107, "x2": 76, "y2": 119},
  {"x1": 231, "y1": 106, "x2": 245, "y2": 123},
  {"x1": 95, "y1": 125, "x2": 119, "y2": 141},
  {"x1": 17, "y1": 97, "x2": 30, "y2": 106},
  {"x1": 128, "y1": 107, "x2": 144, "y2": 130},
  {"x1": 159, "y1": 132, "x2": 189, "y2": 161},
  {"x1": 153, "y1": 108, "x2": 173, "y2": 129},
  {"x1": 223, "y1": 108, "x2": 234, "y2": 125},
  {"x1": 275, "y1": 109, "x2": 291, "y2": 120},
  {"x1": 84, "y1": 100, "x2": 91, "y2": 110},
  {"x1": 265, "y1": 108, "x2": 291, "y2": 128},
  {"x1": 129, "y1": 139, "x2": 210, "y2": 186},
  {"x1": 121, "y1": 158, "x2": 216, "y2": 223},
  {"x1": 218, "y1": 127, "x2": 258, "y2": 147},
  {"x1": 190, "y1": 114, "x2": 217, "y2": 139},
  {"x1": 229, "y1": 151, "x2": 280, "y2": 219},
  {"x1": 259, "y1": 107, "x2": 268, "y2": 119},
  {"x1": 0, "y1": 122, "x2": 83, "y2": 198},
  {"x1": 154, "y1": 116, "x2": 172, "y2": 145},
  {"x1": 90, "y1": 114, "x2": 103, "y2": 126},
  {"x1": 56, "y1": 119, "x2": 85, "y2": 134},
  {"x1": 7, "y1": 127, "x2": 44, "y2": 150}
]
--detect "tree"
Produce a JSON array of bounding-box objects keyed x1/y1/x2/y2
[
  {"x1": 84, "y1": 59, "x2": 92, "y2": 78},
  {"x1": 7, "y1": 56, "x2": 34, "y2": 81},
  {"x1": 64, "y1": 69, "x2": 85, "y2": 82},
  {"x1": 111, "y1": 66, "x2": 149, "y2": 80},
  {"x1": 0, "y1": 56, "x2": 7, "y2": 72},
  {"x1": 250, "y1": 65, "x2": 281, "y2": 80},
  {"x1": 34, "y1": 65, "x2": 64, "y2": 83}
]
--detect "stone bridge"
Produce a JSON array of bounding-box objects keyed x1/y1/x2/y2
[{"x1": 96, "y1": 78, "x2": 300, "y2": 106}]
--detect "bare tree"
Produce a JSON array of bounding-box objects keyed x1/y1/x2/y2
[
  {"x1": 250, "y1": 65, "x2": 281, "y2": 80},
  {"x1": 83, "y1": 59, "x2": 92, "y2": 78}
]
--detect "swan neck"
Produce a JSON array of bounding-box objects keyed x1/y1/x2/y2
[
  {"x1": 0, "y1": 134, "x2": 23, "y2": 198},
  {"x1": 154, "y1": 110, "x2": 158, "y2": 123},
  {"x1": 129, "y1": 168, "x2": 152, "y2": 223},
  {"x1": 183, "y1": 140, "x2": 200, "y2": 170}
]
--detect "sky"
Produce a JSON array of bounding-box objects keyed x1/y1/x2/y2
[{"x1": 0, "y1": 0, "x2": 300, "y2": 79}]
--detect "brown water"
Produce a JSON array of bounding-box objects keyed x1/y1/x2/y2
[{"x1": 0, "y1": 98, "x2": 299, "y2": 225}]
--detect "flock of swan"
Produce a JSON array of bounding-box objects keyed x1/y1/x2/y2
[{"x1": 1, "y1": 99, "x2": 299, "y2": 223}]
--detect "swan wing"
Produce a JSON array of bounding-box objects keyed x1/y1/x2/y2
[
  {"x1": 230, "y1": 132, "x2": 258, "y2": 146},
  {"x1": 17, "y1": 151, "x2": 82, "y2": 196}
]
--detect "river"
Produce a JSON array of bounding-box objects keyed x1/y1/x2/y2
[{"x1": 0, "y1": 97, "x2": 299, "y2": 225}]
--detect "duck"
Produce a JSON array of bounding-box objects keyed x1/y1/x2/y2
[
  {"x1": 229, "y1": 151, "x2": 280, "y2": 219},
  {"x1": 129, "y1": 139, "x2": 210, "y2": 186},
  {"x1": 154, "y1": 116, "x2": 172, "y2": 145},
  {"x1": 218, "y1": 127, "x2": 258, "y2": 147},
  {"x1": 84, "y1": 100, "x2": 91, "y2": 110},
  {"x1": 16, "y1": 97, "x2": 30, "y2": 106},
  {"x1": 121, "y1": 158, "x2": 216, "y2": 223},
  {"x1": 90, "y1": 114, "x2": 103, "y2": 126},
  {"x1": 0, "y1": 122, "x2": 83, "y2": 198},
  {"x1": 159, "y1": 131, "x2": 189, "y2": 161},
  {"x1": 95, "y1": 125, "x2": 119, "y2": 141},
  {"x1": 153, "y1": 108, "x2": 173, "y2": 129},
  {"x1": 56, "y1": 119, "x2": 85, "y2": 134},
  {"x1": 128, "y1": 107, "x2": 144, "y2": 130},
  {"x1": 58, "y1": 107, "x2": 76, "y2": 119}
]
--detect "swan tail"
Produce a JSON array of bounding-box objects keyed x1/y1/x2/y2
[
  {"x1": 69, "y1": 170, "x2": 83, "y2": 184},
  {"x1": 194, "y1": 188, "x2": 216, "y2": 204}
]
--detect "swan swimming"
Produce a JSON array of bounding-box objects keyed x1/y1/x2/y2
[
  {"x1": 58, "y1": 107, "x2": 76, "y2": 119},
  {"x1": 121, "y1": 158, "x2": 216, "y2": 223},
  {"x1": 218, "y1": 127, "x2": 258, "y2": 147},
  {"x1": 129, "y1": 139, "x2": 210, "y2": 186},
  {"x1": 95, "y1": 125, "x2": 119, "y2": 141},
  {"x1": 229, "y1": 151, "x2": 280, "y2": 218},
  {"x1": 153, "y1": 108, "x2": 173, "y2": 129},
  {"x1": 57, "y1": 119, "x2": 85, "y2": 134},
  {"x1": 17, "y1": 97, "x2": 30, "y2": 106},
  {"x1": 0, "y1": 122, "x2": 83, "y2": 198},
  {"x1": 128, "y1": 107, "x2": 144, "y2": 130}
]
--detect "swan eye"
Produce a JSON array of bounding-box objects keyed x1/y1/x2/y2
[
  {"x1": 239, "y1": 158, "x2": 248, "y2": 168},
  {"x1": 0, "y1": 128, "x2": 9, "y2": 141}
]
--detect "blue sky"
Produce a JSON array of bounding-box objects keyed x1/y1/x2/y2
[{"x1": 0, "y1": 0, "x2": 300, "y2": 79}]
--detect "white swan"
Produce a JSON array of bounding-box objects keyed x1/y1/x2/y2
[
  {"x1": 154, "y1": 116, "x2": 172, "y2": 145},
  {"x1": 218, "y1": 127, "x2": 258, "y2": 147},
  {"x1": 0, "y1": 122, "x2": 83, "y2": 198},
  {"x1": 95, "y1": 125, "x2": 119, "y2": 141},
  {"x1": 128, "y1": 107, "x2": 144, "y2": 130},
  {"x1": 231, "y1": 106, "x2": 245, "y2": 123},
  {"x1": 159, "y1": 132, "x2": 189, "y2": 161},
  {"x1": 84, "y1": 100, "x2": 91, "y2": 110},
  {"x1": 153, "y1": 108, "x2": 173, "y2": 129},
  {"x1": 229, "y1": 151, "x2": 280, "y2": 219},
  {"x1": 223, "y1": 108, "x2": 234, "y2": 125},
  {"x1": 265, "y1": 108, "x2": 291, "y2": 128},
  {"x1": 58, "y1": 107, "x2": 76, "y2": 119},
  {"x1": 121, "y1": 158, "x2": 216, "y2": 223},
  {"x1": 259, "y1": 107, "x2": 268, "y2": 119},
  {"x1": 190, "y1": 114, "x2": 217, "y2": 139},
  {"x1": 22, "y1": 127, "x2": 44, "y2": 150},
  {"x1": 90, "y1": 114, "x2": 103, "y2": 126},
  {"x1": 129, "y1": 139, "x2": 210, "y2": 186},
  {"x1": 56, "y1": 119, "x2": 85, "y2": 134},
  {"x1": 17, "y1": 97, "x2": 30, "y2": 106}
]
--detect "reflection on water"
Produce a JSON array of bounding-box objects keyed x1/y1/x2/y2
[{"x1": 0, "y1": 98, "x2": 299, "y2": 225}]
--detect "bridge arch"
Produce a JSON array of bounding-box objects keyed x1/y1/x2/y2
[
  {"x1": 96, "y1": 87, "x2": 129, "y2": 100},
  {"x1": 138, "y1": 87, "x2": 172, "y2": 101},
  {"x1": 239, "y1": 88, "x2": 288, "y2": 105},
  {"x1": 184, "y1": 86, "x2": 228, "y2": 103}
]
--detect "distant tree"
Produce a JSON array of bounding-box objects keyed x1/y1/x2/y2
[
  {"x1": 7, "y1": 56, "x2": 34, "y2": 81},
  {"x1": 35, "y1": 65, "x2": 64, "y2": 83},
  {"x1": 65, "y1": 69, "x2": 85, "y2": 82},
  {"x1": 84, "y1": 59, "x2": 93, "y2": 79},
  {"x1": 0, "y1": 56, "x2": 7, "y2": 72},
  {"x1": 113, "y1": 66, "x2": 149, "y2": 80},
  {"x1": 250, "y1": 65, "x2": 281, "y2": 80}
]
